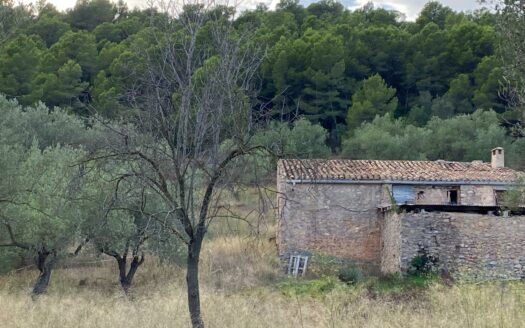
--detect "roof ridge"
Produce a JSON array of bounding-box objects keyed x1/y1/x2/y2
[{"x1": 278, "y1": 158, "x2": 521, "y2": 183}]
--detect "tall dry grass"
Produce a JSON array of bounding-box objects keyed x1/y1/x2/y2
[
  {"x1": 2, "y1": 190, "x2": 524, "y2": 327},
  {"x1": 1, "y1": 275, "x2": 525, "y2": 327},
  {"x1": 1, "y1": 235, "x2": 525, "y2": 328}
]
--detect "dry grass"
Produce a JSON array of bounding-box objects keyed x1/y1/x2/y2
[
  {"x1": 200, "y1": 236, "x2": 280, "y2": 291},
  {"x1": 1, "y1": 190, "x2": 524, "y2": 327},
  {"x1": 1, "y1": 235, "x2": 525, "y2": 328},
  {"x1": 1, "y1": 276, "x2": 525, "y2": 328}
]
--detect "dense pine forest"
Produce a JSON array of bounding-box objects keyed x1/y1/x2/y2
[
  {"x1": 2, "y1": 0, "x2": 524, "y2": 167},
  {"x1": 2, "y1": 2, "x2": 525, "y2": 327}
]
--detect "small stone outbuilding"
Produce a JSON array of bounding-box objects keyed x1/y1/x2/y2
[{"x1": 277, "y1": 148, "x2": 525, "y2": 279}]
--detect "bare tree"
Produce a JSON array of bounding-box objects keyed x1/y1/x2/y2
[
  {"x1": 490, "y1": 0, "x2": 525, "y2": 120},
  {"x1": 92, "y1": 1, "x2": 263, "y2": 326},
  {"x1": 0, "y1": 0, "x2": 31, "y2": 44}
]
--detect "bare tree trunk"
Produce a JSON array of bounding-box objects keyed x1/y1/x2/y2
[
  {"x1": 187, "y1": 239, "x2": 204, "y2": 328},
  {"x1": 32, "y1": 250, "x2": 53, "y2": 296}
]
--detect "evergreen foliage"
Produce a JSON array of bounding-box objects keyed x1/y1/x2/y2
[{"x1": 0, "y1": 0, "x2": 513, "y2": 147}]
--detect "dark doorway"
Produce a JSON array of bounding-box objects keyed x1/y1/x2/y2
[{"x1": 448, "y1": 189, "x2": 458, "y2": 205}]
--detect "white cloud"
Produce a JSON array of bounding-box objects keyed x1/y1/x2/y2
[
  {"x1": 24, "y1": 0, "x2": 483, "y2": 20},
  {"x1": 21, "y1": 0, "x2": 149, "y2": 11},
  {"x1": 39, "y1": 0, "x2": 75, "y2": 11},
  {"x1": 348, "y1": 0, "x2": 483, "y2": 21}
]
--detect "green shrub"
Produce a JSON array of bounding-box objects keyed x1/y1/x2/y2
[
  {"x1": 409, "y1": 249, "x2": 439, "y2": 276},
  {"x1": 306, "y1": 253, "x2": 341, "y2": 278},
  {"x1": 368, "y1": 273, "x2": 437, "y2": 293},
  {"x1": 307, "y1": 253, "x2": 365, "y2": 284},
  {"x1": 337, "y1": 266, "x2": 363, "y2": 285}
]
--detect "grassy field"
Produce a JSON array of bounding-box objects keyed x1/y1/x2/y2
[
  {"x1": 1, "y1": 191, "x2": 524, "y2": 328},
  {"x1": 1, "y1": 235, "x2": 525, "y2": 328}
]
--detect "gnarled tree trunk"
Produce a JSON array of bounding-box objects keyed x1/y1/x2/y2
[
  {"x1": 115, "y1": 253, "x2": 145, "y2": 293},
  {"x1": 32, "y1": 249, "x2": 54, "y2": 296}
]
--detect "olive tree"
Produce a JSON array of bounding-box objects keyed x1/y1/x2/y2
[
  {"x1": 0, "y1": 95, "x2": 104, "y2": 151},
  {"x1": 0, "y1": 143, "x2": 86, "y2": 295},
  {"x1": 79, "y1": 166, "x2": 172, "y2": 293},
  {"x1": 0, "y1": 96, "x2": 106, "y2": 295}
]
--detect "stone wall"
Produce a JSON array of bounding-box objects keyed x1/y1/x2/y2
[
  {"x1": 277, "y1": 182, "x2": 391, "y2": 272},
  {"x1": 413, "y1": 186, "x2": 450, "y2": 205},
  {"x1": 460, "y1": 185, "x2": 497, "y2": 206},
  {"x1": 276, "y1": 174, "x2": 522, "y2": 279},
  {"x1": 380, "y1": 211, "x2": 401, "y2": 274},
  {"x1": 410, "y1": 185, "x2": 497, "y2": 206},
  {"x1": 395, "y1": 212, "x2": 525, "y2": 280}
]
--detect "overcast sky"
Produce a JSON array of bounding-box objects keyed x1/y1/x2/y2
[
  {"x1": 347, "y1": 0, "x2": 482, "y2": 20},
  {"x1": 30, "y1": 0, "x2": 484, "y2": 21}
]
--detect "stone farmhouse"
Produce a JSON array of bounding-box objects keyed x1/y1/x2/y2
[{"x1": 277, "y1": 148, "x2": 525, "y2": 279}]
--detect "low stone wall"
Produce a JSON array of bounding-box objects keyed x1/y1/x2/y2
[{"x1": 396, "y1": 212, "x2": 525, "y2": 280}]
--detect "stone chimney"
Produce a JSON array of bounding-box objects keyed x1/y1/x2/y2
[{"x1": 491, "y1": 147, "x2": 504, "y2": 168}]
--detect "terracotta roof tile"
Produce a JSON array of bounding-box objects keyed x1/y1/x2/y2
[{"x1": 278, "y1": 159, "x2": 521, "y2": 183}]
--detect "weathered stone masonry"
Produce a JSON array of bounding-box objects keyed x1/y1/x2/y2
[
  {"x1": 277, "y1": 179, "x2": 525, "y2": 278},
  {"x1": 380, "y1": 211, "x2": 401, "y2": 274},
  {"x1": 277, "y1": 156, "x2": 524, "y2": 279},
  {"x1": 381, "y1": 211, "x2": 525, "y2": 280},
  {"x1": 277, "y1": 181, "x2": 391, "y2": 272}
]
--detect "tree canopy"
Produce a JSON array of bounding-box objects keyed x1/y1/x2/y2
[{"x1": 0, "y1": 0, "x2": 512, "y2": 148}]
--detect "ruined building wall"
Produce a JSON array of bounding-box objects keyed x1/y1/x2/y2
[
  {"x1": 277, "y1": 182, "x2": 391, "y2": 272},
  {"x1": 460, "y1": 185, "x2": 497, "y2": 206},
  {"x1": 395, "y1": 212, "x2": 525, "y2": 280},
  {"x1": 410, "y1": 185, "x2": 497, "y2": 206},
  {"x1": 412, "y1": 186, "x2": 450, "y2": 205}
]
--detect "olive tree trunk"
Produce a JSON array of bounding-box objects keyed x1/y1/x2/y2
[
  {"x1": 107, "y1": 251, "x2": 145, "y2": 293},
  {"x1": 32, "y1": 250, "x2": 54, "y2": 296}
]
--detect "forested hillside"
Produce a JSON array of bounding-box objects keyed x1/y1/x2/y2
[
  {"x1": 2, "y1": 2, "x2": 525, "y2": 327},
  {"x1": 1, "y1": 0, "x2": 523, "y2": 163}
]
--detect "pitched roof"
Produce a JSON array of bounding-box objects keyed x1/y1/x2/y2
[{"x1": 278, "y1": 159, "x2": 521, "y2": 184}]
